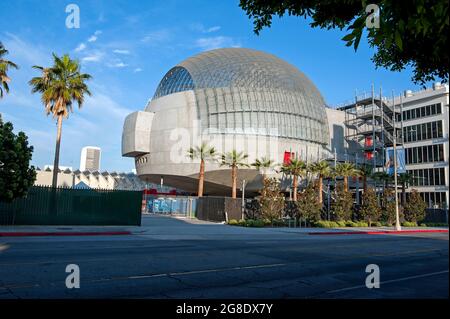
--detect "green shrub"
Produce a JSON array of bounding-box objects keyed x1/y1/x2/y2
[
  {"x1": 238, "y1": 219, "x2": 247, "y2": 226},
  {"x1": 315, "y1": 220, "x2": 339, "y2": 228},
  {"x1": 345, "y1": 220, "x2": 357, "y2": 227},
  {"x1": 420, "y1": 223, "x2": 449, "y2": 227},
  {"x1": 402, "y1": 221, "x2": 418, "y2": 227},
  {"x1": 336, "y1": 220, "x2": 347, "y2": 227},
  {"x1": 228, "y1": 219, "x2": 239, "y2": 225},
  {"x1": 371, "y1": 221, "x2": 382, "y2": 227},
  {"x1": 354, "y1": 221, "x2": 369, "y2": 227}
]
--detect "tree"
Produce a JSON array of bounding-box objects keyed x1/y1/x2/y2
[
  {"x1": 381, "y1": 188, "x2": 404, "y2": 225},
  {"x1": 29, "y1": 54, "x2": 92, "y2": 187},
  {"x1": 335, "y1": 162, "x2": 360, "y2": 192},
  {"x1": 0, "y1": 42, "x2": 18, "y2": 98},
  {"x1": 0, "y1": 116, "x2": 36, "y2": 202},
  {"x1": 309, "y1": 160, "x2": 331, "y2": 205},
  {"x1": 332, "y1": 185, "x2": 354, "y2": 221},
  {"x1": 259, "y1": 177, "x2": 285, "y2": 222},
  {"x1": 398, "y1": 173, "x2": 414, "y2": 207},
  {"x1": 187, "y1": 142, "x2": 217, "y2": 197},
  {"x1": 404, "y1": 189, "x2": 427, "y2": 223},
  {"x1": 359, "y1": 164, "x2": 373, "y2": 194},
  {"x1": 220, "y1": 150, "x2": 249, "y2": 198},
  {"x1": 372, "y1": 171, "x2": 392, "y2": 189},
  {"x1": 239, "y1": 0, "x2": 449, "y2": 84},
  {"x1": 281, "y1": 158, "x2": 306, "y2": 201},
  {"x1": 359, "y1": 187, "x2": 381, "y2": 226},
  {"x1": 251, "y1": 156, "x2": 274, "y2": 181},
  {"x1": 296, "y1": 183, "x2": 322, "y2": 223}
]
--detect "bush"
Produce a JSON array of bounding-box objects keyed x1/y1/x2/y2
[
  {"x1": 228, "y1": 219, "x2": 239, "y2": 225},
  {"x1": 419, "y1": 222, "x2": 448, "y2": 227},
  {"x1": 371, "y1": 221, "x2": 382, "y2": 227},
  {"x1": 354, "y1": 221, "x2": 369, "y2": 227},
  {"x1": 315, "y1": 220, "x2": 340, "y2": 228},
  {"x1": 402, "y1": 221, "x2": 418, "y2": 227},
  {"x1": 336, "y1": 220, "x2": 347, "y2": 227},
  {"x1": 345, "y1": 220, "x2": 357, "y2": 227}
]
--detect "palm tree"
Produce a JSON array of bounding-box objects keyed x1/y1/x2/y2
[
  {"x1": 251, "y1": 156, "x2": 274, "y2": 180},
  {"x1": 359, "y1": 164, "x2": 373, "y2": 193},
  {"x1": 335, "y1": 162, "x2": 360, "y2": 192},
  {"x1": 187, "y1": 142, "x2": 217, "y2": 197},
  {"x1": 398, "y1": 173, "x2": 415, "y2": 206},
  {"x1": 220, "y1": 150, "x2": 249, "y2": 198},
  {"x1": 309, "y1": 160, "x2": 331, "y2": 205},
  {"x1": 0, "y1": 42, "x2": 18, "y2": 98},
  {"x1": 29, "y1": 53, "x2": 92, "y2": 187},
  {"x1": 281, "y1": 158, "x2": 307, "y2": 201}
]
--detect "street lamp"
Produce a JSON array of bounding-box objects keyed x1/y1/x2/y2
[{"x1": 393, "y1": 91, "x2": 402, "y2": 231}]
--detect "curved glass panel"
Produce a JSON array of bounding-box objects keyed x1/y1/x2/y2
[
  {"x1": 153, "y1": 66, "x2": 194, "y2": 99},
  {"x1": 152, "y1": 48, "x2": 329, "y2": 145}
]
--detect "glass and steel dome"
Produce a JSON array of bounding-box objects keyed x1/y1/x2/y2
[{"x1": 153, "y1": 48, "x2": 329, "y2": 145}]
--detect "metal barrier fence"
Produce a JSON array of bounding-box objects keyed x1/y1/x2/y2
[
  {"x1": 0, "y1": 186, "x2": 142, "y2": 226},
  {"x1": 144, "y1": 195, "x2": 197, "y2": 217}
]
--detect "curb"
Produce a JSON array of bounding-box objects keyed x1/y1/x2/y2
[
  {"x1": 308, "y1": 229, "x2": 449, "y2": 236},
  {"x1": 0, "y1": 231, "x2": 132, "y2": 237}
]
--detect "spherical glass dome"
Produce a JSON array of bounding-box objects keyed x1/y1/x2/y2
[{"x1": 153, "y1": 48, "x2": 329, "y2": 145}]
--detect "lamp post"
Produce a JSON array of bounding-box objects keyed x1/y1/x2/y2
[
  {"x1": 392, "y1": 92, "x2": 402, "y2": 231},
  {"x1": 241, "y1": 179, "x2": 246, "y2": 220}
]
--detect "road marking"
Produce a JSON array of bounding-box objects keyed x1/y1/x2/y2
[{"x1": 325, "y1": 270, "x2": 449, "y2": 294}]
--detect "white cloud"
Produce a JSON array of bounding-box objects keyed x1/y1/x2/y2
[
  {"x1": 194, "y1": 36, "x2": 241, "y2": 51},
  {"x1": 75, "y1": 43, "x2": 86, "y2": 52},
  {"x1": 2, "y1": 32, "x2": 49, "y2": 66},
  {"x1": 133, "y1": 68, "x2": 143, "y2": 73},
  {"x1": 113, "y1": 49, "x2": 130, "y2": 55},
  {"x1": 109, "y1": 62, "x2": 128, "y2": 68},
  {"x1": 141, "y1": 29, "x2": 171, "y2": 44},
  {"x1": 81, "y1": 52, "x2": 103, "y2": 63},
  {"x1": 87, "y1": 30, "x2": 102, "y2": 43},
  {"x1": 206, "y1": 26, "x2": 221, "y2": 33}
]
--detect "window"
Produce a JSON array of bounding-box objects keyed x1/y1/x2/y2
[
  {"x1": 421, "y1": 106, "x2": 426, "y2": 117},
  {"x1": 421, "y1": 123, "x2": 427, "y2": 140},
  {"x1": 426, "y1": 123, "x2": 432, "y2": 140},
  {"x1": 426, "y1": 105, "x2": 431, "y2": 116},
  {"x1": 417, "y1": 147, "x2": 423, "y2": 162},
  {"x1": 432, "y1": 122, "x2": 438, "y2": 138},
  {"x1": 431, "y1": 104, "x2": 436, "y2": 115},
  {"x1": 440, "y1": 168, "x2": 446, "y2": 186},
  {"x1": 437, "y1": 103, "x2": 442, "y2": 114},
  {"x1": 438, "y1": 144, "x2": 444, "y2": 161},
  {"x1": 423, "y1": 169, "x2": 429, "y2": 186},
  {"x1": 437, "y1": 121, "x2": 443, "y2": 138},
  {"x1": 422, "y1": 146, "x2": 428, "y2": 162}
]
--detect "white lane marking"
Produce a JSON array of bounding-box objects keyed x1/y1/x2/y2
[{"x1": 326, "y1": 270, "x2": 449, "y2": 294}]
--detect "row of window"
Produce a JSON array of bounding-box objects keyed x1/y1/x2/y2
[
  {"x1": 404, "y1": 191, "x2": 447, "y2": 209},
  {"x1": 405, "y1": 144, "x2": 445, "y2": 164},
  {"x1": 402, "y1": 103, "x2": 442, "y2": 121},
  {"x1": 407, "y1": 168, "x2": 446, "y2": 186},
  {"x1": 402, "y1": 120, "x2": 444, "y2": 143}
]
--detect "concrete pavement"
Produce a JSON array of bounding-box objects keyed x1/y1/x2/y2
[{"x1": 0, "y1": 215, "x2": 448, "y2": 298}]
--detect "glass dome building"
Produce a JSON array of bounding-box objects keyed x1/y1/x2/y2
[
  {"x1": 153, "y1": 48, "x2": 329, "y2": 144},
  {"x1": 122, "y1": 48, "x2": 332, "y2": 195}
]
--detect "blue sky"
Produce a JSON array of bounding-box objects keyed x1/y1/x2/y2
[{"x1": 0, "y1": 0, "x2": 433, "y2": 172}]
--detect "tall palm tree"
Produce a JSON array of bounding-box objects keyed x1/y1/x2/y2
[
  {"x1": 29, "y1": 53, "x2": 92, "y2": 187},
  {"x1": 398, "y1": 173, "x2": 415, "y2": 206},
  {"x1": 187, "y1": 142, "x2": 217, "y2": 197},
  {"x1": 251, "y1": 156, "x2": 274, "y2": 180},
  {"x1": 335, "y1": 162, "x2": 360, "y2": 192},
  {"x1": 0, "y1": 42, "x2": 18, "y2": 98},
  {"x1": 220, "y1": 150, "x2": 249, "y2": 198},
  {"x1": 359, "y1": 164, "x2": 373, "y2": 193},
  {"x1": 309, "y1": 160, "x2": 331, "y2": 205},
  {"x1": 281, "y1": 158, "x2": 307, "y2": 201}
]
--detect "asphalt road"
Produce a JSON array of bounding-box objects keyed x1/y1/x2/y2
[{"x1": 0, "y1": 215, "x2": 448, "y2": 299}]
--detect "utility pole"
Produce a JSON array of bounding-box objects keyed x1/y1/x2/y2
[{"x1": 392, "y1": 91, "x2": 402, "y2": 231}]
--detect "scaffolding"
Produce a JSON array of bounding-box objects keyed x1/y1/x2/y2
[{"x1": 339, "y1": 85, "x2": 403, "y2": 172}]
